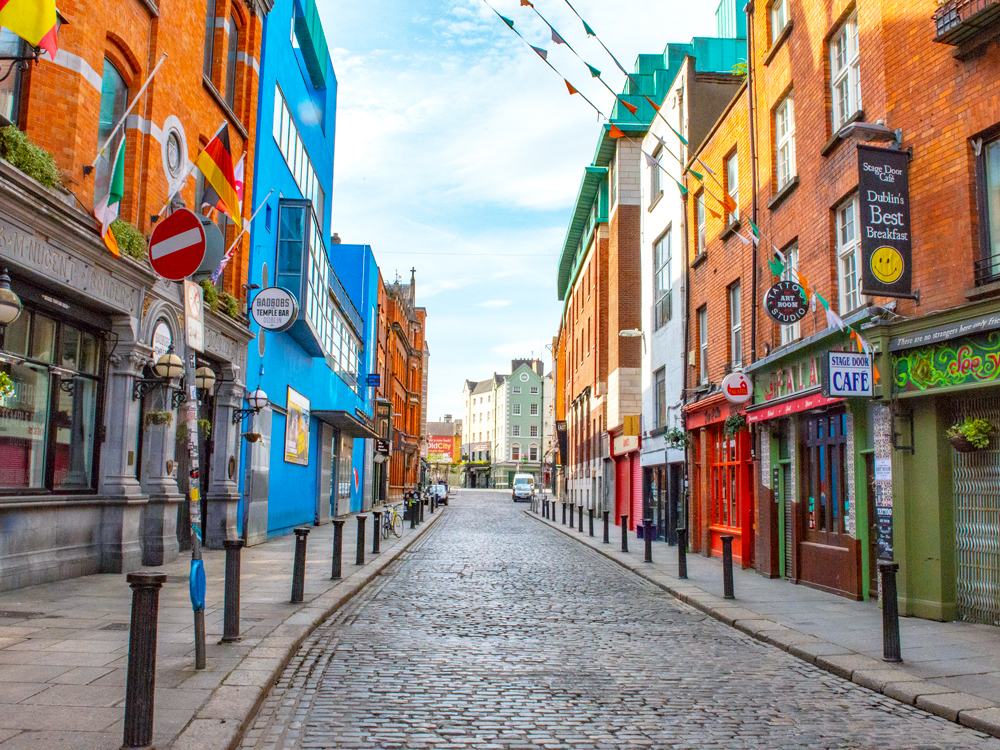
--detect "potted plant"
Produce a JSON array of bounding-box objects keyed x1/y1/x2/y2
[
  {"x1": 664, "y1": 427, "x2": 689, "y2": 450},
  {"x1": 243, "y1": 432, "x2": 262, "y2": 443},
  {"x1": 0, "y1": 371, "x2": 15, "y2": 404},
  {"x1": 724, "y1": 412, "x2": 748, "y2": 438},
  {"x1": 145, "y1": 411, "x2": 173, "y2": 428},
  {"x1": 947, "y1": 417, "x2": 993, "y2": 453}
]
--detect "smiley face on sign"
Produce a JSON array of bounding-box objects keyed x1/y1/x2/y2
[{"x1": 870, "y1": 245, "x2": 904, "y2": 284}]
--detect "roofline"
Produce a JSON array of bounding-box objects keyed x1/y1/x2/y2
[{"x1": 686, "y1": 79, "x2": 748, "y2": 169}]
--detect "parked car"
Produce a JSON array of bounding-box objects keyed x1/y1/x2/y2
[
  {"x1": 512, "y1": 473, "x2": 535, "y2": 502},
  {"x1": 430, "y1": 483, "x2": 449, "y2": 505}
]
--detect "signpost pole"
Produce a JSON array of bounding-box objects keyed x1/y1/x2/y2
[{"x1": 183, "y1": 338, "x2": 206, "y2": 670}]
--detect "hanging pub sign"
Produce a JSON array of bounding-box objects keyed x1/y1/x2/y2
[
  {"x1": 250, "y1": 287, "x2": 298, "y2": 331},
  {"x1": 764, "y1": 280, "x2": 808, "y2": 325},
  {"x1": 721, "y1": 372, "x2": 752, "y2": 404},
  {"x1": 858, "y1": 144, "x2": 912, "y2": 299},
  {"x1": 821, "y1": 351, "x2": 873, "y2": 398}
]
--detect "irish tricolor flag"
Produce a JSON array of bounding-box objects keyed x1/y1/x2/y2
[
  {"x1": 0, "y1": 0, "x2": 58, "y2": 58},
  {"x1": 93, "y1": 140, "x2": 125, "y2": 257}
]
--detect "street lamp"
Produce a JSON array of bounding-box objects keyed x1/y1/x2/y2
[
  {"x1": 618, "y1": 328, "x2": 647, "y2": 353},
  {"x1": 194, "y1": 366, "x2": 217, "y2": 392},
  {"x1": 134, "y1": 345, "x2": 184, "y2": 401},
  {"x1": 233, "y1": 387, "x2": 268, "y2": 424},
  {"x1": 0, "y1": 270, "x2": 22, "y2": 331},
  {"x1": 839, "y1": 120, "x2": 902, "y2": 148}
]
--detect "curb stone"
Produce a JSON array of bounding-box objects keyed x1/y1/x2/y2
[
  {"x1": 526, "y1": 509, "x2": 1000, "y2": 740},
  {"x1": 170, "y1": 508, "x2": 446, "y2": 750}
]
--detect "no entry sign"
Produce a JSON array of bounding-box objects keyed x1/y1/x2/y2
[{"x1": 149, "y1": 208, "x2": 206, "y2": 281}]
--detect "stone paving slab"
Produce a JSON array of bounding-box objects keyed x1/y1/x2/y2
[
  {"x1": 528, "y1": 506, "x2": 1000, "y2": 739},
  {"x1": 0, "y1": 504, "x2": 442, "y2": 749}
]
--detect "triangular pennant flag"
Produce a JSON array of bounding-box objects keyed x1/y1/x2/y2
[
  {"x1": 551, "y1": 27, "x2": 566, "y2": 45},
  {"x1": 768, "y1": 257, "x2": 785, "y2": 276},
  {"x1": 696, "y1": 157, "x2": 715, "y2": 176},
  {"x1": 608, "y1": 124, "x2": 625, "y2": 139},
  {"x1": 664, "y1": 120, "x2": 688, "y2": 146},
  {"x1": 736, "y1": 232, "x2": 751, "y2": 245},
  {"x1": 520, "y1": 0, "x2": 534, "y2": 5},
  {"x1": 674, "y1": 179, "x2": 688, "y2": 195},
  {"x1": 531, "y1": 45, "x2": 548, "y2": 61},
  {"x1": 499, "y1": 14, "x2": 515, "y2": 29},
  {"x1": 582, "y1": 19, "x2": 596, "y2": 36},
  {"x1": 772, "y1": 243, "x2": 787, "y2": 264},
  {"x1": 825, "y1": 307, "x2": 847, "y2": 331},
  {"x1": 722, "y1": 193, "x2": 738, "y2": 213},
  {"x1": 797, "y1": 271, "x2": 812, "y2": 305},
  {"x1": 816, "y1": 292, "x2": 830, "y2": 311},
  {"x1": 643, "y1": 95, "x2": 661, "y2": 113},
  {"x1": 746, "y1": 217, "x2": 760, "y2": 236},
  {"x1": 708, "y1": 206, "x2": 721, "y2": 220},
  {"x1": 586, "y1": 62, "x2": 601, "y2": 78},
  {"x1": 564, "y1": 80, "x2": 578, "y2": 96},
  {"x1": 687, "y1": 167, "x2": 704, "y2": 181},
  {"x1": 873, "y1": 365, "x2": 881, "y2": 385},
  {"x1": 643, "y1": 151, "x2": 657, "y2": 168},
  {"x1": 655, "y1": 134, "x2": 668, "y2": 151},
  {"x1": 618, "y1": 98, "x2": 637, "y2": 116}
]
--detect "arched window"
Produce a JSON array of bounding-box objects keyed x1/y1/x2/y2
[
  {"x1": 95, "y1": 58, "x2": 128, "y2": 202},
  {"x1": 225, "y1": 14, "x2": 239, "y2": 108},
  {"x1": 203, "y1": 0, "x2": 217, "y2": 79}
]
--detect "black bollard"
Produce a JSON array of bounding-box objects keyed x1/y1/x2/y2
[
  {"x1": 721, "y1": 534, "x2": 735, "y2": 599},
  {"x1": 677, "y1": 527, "x2": 688, "y2": 579},
  {"x1": 121, "y1": 571, "x2": 167, "y2": 750},
  {"x1": 578, "y1": 505, "x2": 583, "y2": 533},
  {"x1": 372, "y1": 511, "x2": 382, "y2": 555},
  {"x1": 420, "y1": 497, "x2": 425, "y2": 523},
  {"x1": 221, "y1": 539, "x2": 245, "y2": 644},
  {"x1": 543, "y1": 499, "x2": 548, "y2": 519},
  {"x1": 621, "y1": 515, "x2": 629, "y2": 553},
  {"x1": 356, "y1": 515, "x2": 367, "y2": 565},
  {"x1": 603, "y1": 510, "x2": 610, "y2": 544},
  {"x1": 879, "y1": 562, "x2": 902, "y2": 663},
  {"x1": 589, "y1": 509, "x2": 594, "y2": 537},
  {"x1": 562, "y1": 502, "x2": 567, "y2": 525},
  {"x1": 644, "y1": 518, "x2": 653, "y2": 563},
  {"x1": 331, "y1": 518, "x2": 345, "y2": 580},
  {"x1": 431, "y1": 494, "x2": 436, "y2": 514},
  {"x1": 410, "y1": 497, "x2": 416, "y2": 529},
  {"x1": 291, "y1": 527, "x2": 310, "y2": 604}
]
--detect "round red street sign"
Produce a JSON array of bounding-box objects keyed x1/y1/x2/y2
[
  {"x1": 148, "y1": 208, "x2": 207, "y2": 281},
  {"x1": 721, "y1": 372, "x2": 752, "y2": 404}
]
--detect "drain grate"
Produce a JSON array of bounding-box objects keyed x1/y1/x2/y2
[
  {"x1": 0, "y1": 610, "x2": 44, "y2": 619},
  {"x1": 100, "y1": 622, "x2": 131, "y2": 631}
]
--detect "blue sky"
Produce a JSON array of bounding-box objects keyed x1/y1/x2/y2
[{"x1": 315, "y1": 0, "x2": 719, "y2": 419}]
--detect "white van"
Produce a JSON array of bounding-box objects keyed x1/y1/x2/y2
[{"x1": 512, "y1": 473, "x2": 535, "y2": 502}]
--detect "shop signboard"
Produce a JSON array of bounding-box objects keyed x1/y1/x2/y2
[
  {"x1": 183, "y1": 279, "x2": 204, "y2": 353},
  {"x1": 721, "y1": 372, "x2": 752, "y2": 404},
  {"x1": 284, "y1": 387, "x2": 310, "y2": 465},
  {"x1": 764, "y1": 281, "x2": 808, "y2": 325},
  {"x1": 612, "y1": 434, "x2": 639, "y2": 456},
  {"x1": 427, "y1": 435, "x2": 454, "y2": 463},
  {"x1": 893, "y1": 330, "x2": 1000, "y2": 393},
  {"x1": 858, "y1": 144, "x2": 912, "y2": 299},
  {"x1": 821, "y1": 352, "x2": 873, "y2": 398},
  {"x1": 889, "y1": 312, "x2": 1000, "y2": 351},
  {"x1": 250, "y1": 287, "x2": 298, "y2": 331}
]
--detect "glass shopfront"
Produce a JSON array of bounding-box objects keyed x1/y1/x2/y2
[{"x1": 0, "y1": 308, "x2": 103, "y2": 493}]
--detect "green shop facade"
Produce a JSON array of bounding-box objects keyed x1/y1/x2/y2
[{"x1": 883, "y1": 298, "x2": 1000, "y2": 624}]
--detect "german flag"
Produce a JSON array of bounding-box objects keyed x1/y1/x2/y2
[
  {"x1": 195, "y1": 126, "x2": 241, "y2": 230},
  {"x1": 0, "y1": 0, "x2": 58, "y2": 58}
]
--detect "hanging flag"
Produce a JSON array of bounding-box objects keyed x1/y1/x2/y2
[
  {"x1": 643, "y1": 95, "x2": 660, "y2": 113},
  {"x1": 768, "y1": 257, "x2": 784, "y2": 276},
  {"x1": 531, "y1": 45, "x2": 548, "y2": 61},
  {"x1": 551, "y1": 28, "x2": 566, "y2": 45},
  {"x1": 736, "y1": 232, "x2": 751, "y2": 246},
  {"x1": 195, "y1": 126, "x2": 241, "y2": 230},
  {"x1": 707, "y1": 206, "x2": 721, "y2": 220},
  {"x1": 499, "y1": 14, "x2": 515, "y2": 29},
  {"x1": 0, "y1": 0, "x2": 59, "y2": 58},
  {"x1": 772, "y1": 244, "x2": 787, "y2": 264},
  {"x1": 618, "y1": 98, "x2": 637, "y2": 116},
  {"x1": 93, "y1": 139, "x2": 126, "y2": 257},
  {"x1": 202, "y1": 152, "x2": 244, "y2": 217},
  {"x1": 608, "y1": 124, "x2": 625, "y2": 139},
  {"x1": 673, "y1": 179, "x2": 688, "y2": 195},
  {"x1": 745, "y1": 216, "x2": 760, "y2": 236},
  {"x1": 643, "y1": 151, "x2": 657, "y2": 169},
  {"x1": 586, "y1": 62, "x2": 601, "y2": 78},
  {"x1": 520, "y1": 0, "x2": 534, "y2": 5},
  {"x1": 873, "y1": 365, "x2": 881, "y2": 385},
  {"x1": 797, "y1": 271, "x2": 812, "y2": 306},
  {"x1": 687, "y1": 167, "x2": 704, "y2": 181},
  {"x1": 722, "y1": 193, "x2": 738, "y2": 214},
  {"x1": 564, "y1": 80, "x2": 578, "y2": 96}
]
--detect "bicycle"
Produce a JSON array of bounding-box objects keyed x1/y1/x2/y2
[{"x1": 381, "y1": 504, "x2": 404, "y2": 540}]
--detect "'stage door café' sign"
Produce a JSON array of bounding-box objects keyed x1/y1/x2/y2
[{"x1": 858, "y1": 144, "x2": 913, "y2": 299}]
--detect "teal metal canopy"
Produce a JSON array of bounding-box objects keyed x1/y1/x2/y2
[{"x1": 294, "y1": 0, "x2": 330, "y2": 89}]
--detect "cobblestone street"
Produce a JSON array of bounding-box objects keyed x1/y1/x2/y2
[{"x1": 242, "y1": 490, "x2": 1000, "y2": 749}]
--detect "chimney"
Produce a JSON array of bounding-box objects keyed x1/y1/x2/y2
[{"x1": 331, "y1": 233, "x2": 342, "y2": 244}]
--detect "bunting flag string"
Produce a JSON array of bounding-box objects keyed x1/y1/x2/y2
[
  {"x1": 483, "y1": 1, "x2": 606, "y2": 117},
  {"x1": 768, "y1": 256, "x2": 785, "y2": 277}
]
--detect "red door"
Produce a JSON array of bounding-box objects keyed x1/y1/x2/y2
[
  {"x1": 708, "y1": 424, "x2": 751, "y2": 563},
  {"x1": 615, "y1": 455, "x2": 628, "y2": 527},
  {"x1": 631, "y1": 453, "x2": 642, "y2": 529}
]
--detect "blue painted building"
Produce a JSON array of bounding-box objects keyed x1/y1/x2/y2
[{"x1": 241, "y1": 0, "x2": 380, "y2": 542}]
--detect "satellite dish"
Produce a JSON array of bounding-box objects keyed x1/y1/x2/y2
[{"x1": 192, "y1": 215, "x2": 226, "y2": 282}]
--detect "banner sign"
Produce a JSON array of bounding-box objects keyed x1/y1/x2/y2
[
  {"x1": 427, "y1": 435, "x2": 455, "y2": 463},
  {"x1": 858, "y1": 144, "x2": 912, "y2": 298},
  {"x1": 764, "y1": 281, "x2": 808, "y2": 325},
  {"x1": 284, "y1": 387, "x2": 310, "y2": 465},
  {"x1": 889, "y1": 312, "x2": 1000, "y2": 352},
  {"x1": 821, "y1": 352, "x2": 873, "y2": 398},
  {"x1": 893, "y1": 330, "x2": 1000, "y2": 393}
]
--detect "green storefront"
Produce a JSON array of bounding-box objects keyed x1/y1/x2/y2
[
  {"x1": 746, "y1": 315, "x2": 879, "y2": 602},
  {"x1": 887, "y1": 299, "x2": 1000, "y2": 623}
]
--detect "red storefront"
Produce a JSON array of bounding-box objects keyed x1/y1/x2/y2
[
  {"x1": 609, "y1": 427, "x2": 641, "y2": 531},
  {"x1": 684, "y1": 394, "x2": 754, "y2": 567}
]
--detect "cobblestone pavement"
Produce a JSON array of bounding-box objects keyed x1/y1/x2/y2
[{"x1": 241, "y1": 490, "x2": 1000, "y2": 750}]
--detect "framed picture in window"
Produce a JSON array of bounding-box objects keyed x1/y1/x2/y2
[{"x1": 284, "y1": 387, "x2": 311, "y2": 466}]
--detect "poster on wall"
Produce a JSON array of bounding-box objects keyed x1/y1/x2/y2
[
  {"x1": 284, "y1": 387, "x2": 310, "y2": 466},
  {"x1": 427, "y1": 435, "x2": 454, "y2": 463},
  {"x1": 858, "y1": 144, "x2": 913, "y2": 299}
]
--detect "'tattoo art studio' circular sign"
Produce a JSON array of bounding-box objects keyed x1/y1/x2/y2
[
  {"x1": 764, "y1": 281, "x2": 808, "y2": 325},
  {"x1": 251, "y1": 287, "x2": 298, "y2": 332}
]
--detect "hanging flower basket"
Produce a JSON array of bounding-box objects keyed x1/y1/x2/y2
[
  {"x1": 145, "y1": 411, "x2": 173, "y2": 428},
  {"x1": 947, "y1": 417, "x2": 992, "y2": 453},
  {"x1": 948, "y1": 433, "x2": 979, "y2": 453},
  {"x1": 243, "y1": 432, "x2": 262, "y2": 443}
]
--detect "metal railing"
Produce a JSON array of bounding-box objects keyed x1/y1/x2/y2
[
  {"x1": 934, "y1": 0, "x2": 1000, "y2": 44},
  {"x1": 973, "y1": 253, "x2": 1000, "y2": 287}
]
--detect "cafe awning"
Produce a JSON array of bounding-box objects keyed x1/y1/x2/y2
[{"x1": 313, "y1": 410, "x2": 378, "y2": 439}]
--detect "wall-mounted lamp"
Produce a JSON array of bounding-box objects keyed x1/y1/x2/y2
[
  {"x1": 839, "y1": 120, "x2": 902, "y2": 149},
  {"x1": 618, "y1": 328, "x2": 647, "y2": 354},
  {"x1": 0, "y1": 270, "x2": 23, "y2": 332},
  {"x1": 133, "y1": 345, "x2": 184, "y2": 401},
  {"x1": 233, "y1": 387, "x2": 268, "y2": 424}
]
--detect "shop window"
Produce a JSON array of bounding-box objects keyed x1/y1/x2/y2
[
  {"x1": 780, "y1": 244, "x2": 800, "y2": 344},
  {"x1": 654, "y1": 367, "x2": 666, "y2": 428},
  {"x1": 836, "y1": 196, "x2": 862, "y2": 313},
  {"x1": 775, "y1": 94, "x2": 796, "y2": 190},
  {"x1": 654, "y1": 228, "x2": 672, "y2": 329},
  {"x1": 803, "y1": 412, "x2": 848, "y2": 535},
  {"x1": 710, "y1": 425, "x2": 745, "y2": 531},
  {"x1": 95, "y1": 58, "x2": 129, "y2": 204},
  {"x1": 0, "y1": 311, "x2": 102, "y2": 493},
  {"x1": 976, "y1": 134, "x2": 1000, "y2": 284},
  {"x1": 830, "y1": 13, "x2": 861, "y2": 132},
  {"x1": 0, "y1": 28, "x2": 25, "y2": 125}
]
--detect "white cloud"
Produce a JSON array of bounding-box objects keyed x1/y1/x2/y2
[{"x1": 477, "y1": 299, "x2": 512, "y2": 308}]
